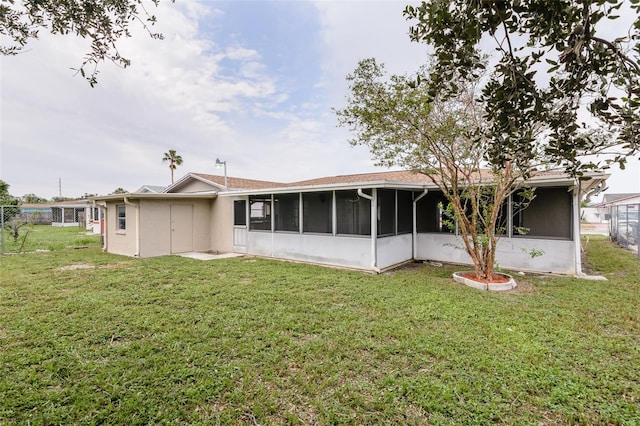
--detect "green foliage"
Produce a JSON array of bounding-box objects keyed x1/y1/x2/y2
[
  {"x1": 0, "y1": 0, "x2": 170, "y2": 86},
  {"x1": 0, "y1": 237, "x2": 638, "y2": 424},
  {"x1": 404, "y1": 0, "x2": 640, "y2": 175},
  {"x1": 21, "y1": 193, "x2": 48, "y2": 203},
  {"x1": 335, "y1": 58, "x2": 532, "y2": 279},
  {"x1": 111, "y1": 188, "x2": 127, "y2": 194},
  {"x1": 0, "y1": 180, "x2": 21, "y2": 223}
]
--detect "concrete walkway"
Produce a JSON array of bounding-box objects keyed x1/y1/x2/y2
[
  {"x1": 177, "y1": 252, "x2": 245, "y2": 261},
  {"x1": 580, "y1": 223, "x2": 609, "y2": 236}
]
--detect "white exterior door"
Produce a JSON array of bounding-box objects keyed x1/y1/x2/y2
[{"x1": 171, "y1": 204, "x2": 194, "y2": 254}]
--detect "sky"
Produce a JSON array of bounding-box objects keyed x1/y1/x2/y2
[{"x1": 1, "y1": 0, "x2": 639, "y2": 200}]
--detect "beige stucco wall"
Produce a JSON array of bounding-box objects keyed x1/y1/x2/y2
[
  {"x1": 210, "y1": 197, "x2": 234, "y2": 253},
  {"x1": 137, "y1": 199, "x2": 213, "y2": 257},
  {"x1": 174, "y1": 180, "x2": 220, "y2": 193},
  {"x1": 103, "y1": 201, "x2": 139, "y2": 257},
  {"x1": 99, "y1": 192, "x2": 238, "y2": 258}
]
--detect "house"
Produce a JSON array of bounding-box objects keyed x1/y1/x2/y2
[
  {"x1": 593, "y1": 193, "x2": 640, "y2": 248},
  {"x1": 92, "y1": 173, "x2": 282, "y2": 258},
  {"x1": 584, "y1": 193, "x2": 640, "y2": 223},
  {"x1": 92, "y1": 170, "x2": 609, "y2": 276}
]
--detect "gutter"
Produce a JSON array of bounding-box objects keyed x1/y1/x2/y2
[
  {"x1": 123, "y1": 196, "x2": 141, "y2": 257},
  {"x1": 357, "y1": 188, "x2": 379, "y2": 272}
]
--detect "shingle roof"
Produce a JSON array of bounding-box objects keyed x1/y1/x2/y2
[
  {"x1": 192, "y1": 173, "x2": 285, "y2": 190},
  {"x1": 285, "y1": 170, "x2": 430, "y2": 187},
  {"x1": 193, "y1": 168, "x2": 597, "y2": 193}
]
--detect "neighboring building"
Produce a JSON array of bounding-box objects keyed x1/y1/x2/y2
[
  {"x1": 20, "y1": 204, "x2": 52, "y2": 225},
  {"x1": 135, "y1": 185, "x2": 166, "y2": 194},
  {"x1": 93, "y1": 170, "x2": 609, "y2": 276},
  {"x1": 594, "y1": 193, "x2": 640, "y2": 209},
  {"x1": 587, "y1": 193, "x2": 640, "y2": 223},
  {"x1": 50, "y1": 200, "x2": 91, "y2": 228},
  {"x1": 593, "y1": 193, "x2": 640, "y2": 248}
]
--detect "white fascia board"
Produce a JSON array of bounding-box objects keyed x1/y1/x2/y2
[
  {"x1": 218, "y1": 180, "x2": 429, "y2": 197},
  {"x1": 92, "y1": 193, "x2": 217, "y2": 202}
]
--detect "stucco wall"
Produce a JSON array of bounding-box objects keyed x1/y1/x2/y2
[
  {"x1": 192, "y1": 200, "x2": 214, "y2": 252},
  {"x1": 245, "y1": 231, "x2": 373, "y2": 270},
  {"x1": 101, "y1": 199, "x2": 215, "y2": 258},
  {"x1": 174, "y1": 180, "x2": 219, "y2": 193},
  {"x1": 210, "y1": 197, "x2": 233, "y2": 253},
  {"x1": 377, "y1": 234, "x2": 413, "y2": 270},
  {"x1": 415, "y1": 234, "x2": 577, "y2": 275},
  {"x1": 104, "y1": 201, "x2": 139, "y2": 257}
]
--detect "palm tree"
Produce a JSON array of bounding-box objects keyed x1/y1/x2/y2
[{"x1": 162, "y1": 150, "x2": 183, "y2": 184}]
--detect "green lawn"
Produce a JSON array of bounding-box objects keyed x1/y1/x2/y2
[
  {"x1": 0, "y1": 231, "x2": 638, "y2": 425},
  {"x1": 1, "y1": 225, "x2": 101, "y2": 254}
]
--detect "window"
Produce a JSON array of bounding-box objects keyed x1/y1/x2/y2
[
  {"x1": 512, "y1": 187, "x2": 572, "y2": 239},
  {"x1": 274, "y1": 193, "x2": 299, "y2": 232},
  {"x1": 336, "y1": 190, "x2": 371, "y2": 235},
  {"x1": 416, "y1": 191, "x2": 452, "y2": 233},
  {"x1": 249, "y1": 195, "x2": 271, "y2": 231},
  {"x1": 397, "y1": 190, "x2": 414, "y2": 234},
  {"x1": 303, "y1": 191, "x2": 332, "y2": 233},
  {"x1": 117, "y1": 205, "x2": 126, "y2": 230},
  {"x1": 377, "y1": 189, "x2": 396, "y2": 236},
  {"x1": 234, "y1": 200, "x2": 247, "y2": 226}
]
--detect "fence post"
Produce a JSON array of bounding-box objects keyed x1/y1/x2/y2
[{"x1": 1, "y1": 206, "x2": 4, "y2": 256}]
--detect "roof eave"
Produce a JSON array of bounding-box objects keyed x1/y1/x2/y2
[{"x1": 92, "y1": 192, "x2": 217, "y2": 202}]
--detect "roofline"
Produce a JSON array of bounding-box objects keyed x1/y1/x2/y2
[
  {"x1": 92, "y1": 192, "x2": 217, "y2": 202},
  {"x1": 163, "y1": 173, "x2": 226, "y2": 193},
  {"x1": 220, "y1": 171, "x2": 610, "y2": 196},
  {"x1": 593, "y1": 192, "x2": 640, "y2": 207}
]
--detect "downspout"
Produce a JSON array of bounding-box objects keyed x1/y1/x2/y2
[
  {"x1": 572, "y1": 180, "x2": 583, "y2": 276},
  {"x1": 357, "y1": 188, "x2": 378, "y2": 272},
  {"x1": 123, "y1": 196, "x2": 140, "y2": 257},
  {"x1": 413, "y1": 189, "x2": 429, "y2": 259},
  {"x1": 94, "y1": 200, "x2": 108, "y2": 252}
]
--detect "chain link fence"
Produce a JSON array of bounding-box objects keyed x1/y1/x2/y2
[{"x1": 609, "y1": 203, "x2": 640, "y2": 259}]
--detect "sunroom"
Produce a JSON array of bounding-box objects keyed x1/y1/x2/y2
[
  {"x1": 223, "y1": 170, "x2": 605, "y2": 275},
  {"x1": 228, "y1": 182, "x2": 421, "y2": 272}
]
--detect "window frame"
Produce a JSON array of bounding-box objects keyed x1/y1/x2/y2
[
  {"x1": 233, "y1": 200, "x2": 247, "y2": 226},
  {"x1": 274, "y1": 193, "x2": 300, "y2": 233},
  {"x1": 249, "y1": 195, "x2": 272, "y2": 231},
  {"x1": 116, "y1": 205, "x2": 126, "y2": 231}
]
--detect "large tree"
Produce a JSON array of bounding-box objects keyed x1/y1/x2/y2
[
  {"x1": 162, "y1": 149, "x2": 183, "y2": 184},
  {"x1": 1, "y1": 0, "x2": 169, "y2": 86},
  {"x1": 336, "y1": 59, "x2": 538, "y2": 280},
  {"x1": 404, "y1": 0, "x2": 640, "y2": 175}
]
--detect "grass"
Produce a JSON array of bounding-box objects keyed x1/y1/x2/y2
[
  {"x1": 0, "y1": 231, "x2": 638, "y2": 424},
  {"x1": 1, "y1": 225, "x2": 101, "y2": 253}
]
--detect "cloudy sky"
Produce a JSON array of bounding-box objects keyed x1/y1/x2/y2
[{"x1": 1, "y1": 0, "x2": 638, "y2": 200}]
